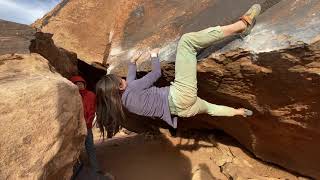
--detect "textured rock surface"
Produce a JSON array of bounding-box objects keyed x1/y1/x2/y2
[
  {"x1": 30, "y1": 32, "x2": 78, "y2": 78},
  {"x1": 173, "y1": 0, "x2": 320, "y2": 178},
  {"x1": 34, "y1": 0, "x2": 266, "y2": 65},
  {"x1": 80, "y1": 131, "x2": 306, "y2": 180},
  {"x1": 0, "y1": 54, "x2": 86, "y2": 179},
  {"x1": 120, "y1": 0, "x2": 320, "y2": 178},
  {"x1": 33, "y1": 0, "x2": 119, "y2": 64},
  {"x1": 106, "y1": 0, "x2": 320, "y2": 178},
  {"x1": 122, "y1": 0, "x2": 320, "y2": 178},
  {"x1": 181, "y1": 0, "x2": 320, "y2": 178},
  {"x1": 189, "y1": 41, "x2": 320, "y2": 179},
  {"x1": 0, "y1": 20, "x2": 35, "y2": 55}
]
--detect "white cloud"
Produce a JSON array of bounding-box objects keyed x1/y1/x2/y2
[{"x1": 0, "y1": 0, "x2": 60, "y2": 24}]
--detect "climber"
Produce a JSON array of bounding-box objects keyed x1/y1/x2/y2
[
  {"x1": 70, "y1": 76, "x2": 101, "y2": 174},
  {"x1": 95, "y1": 4, "x2": 261, "y2": 137}
]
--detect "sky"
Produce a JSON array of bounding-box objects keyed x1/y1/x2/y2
[{"x1": 0, "y1": 0, "x2": 61, "y2": 24}]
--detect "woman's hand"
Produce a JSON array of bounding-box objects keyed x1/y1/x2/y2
[
  {"x1": 130, "y1": 51, "x2": 143, "y2": 64},
  {"x1": 150, "y1": 48, "x2": 160, "y2": 57}
]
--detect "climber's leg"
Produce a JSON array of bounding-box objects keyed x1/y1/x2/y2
[
  {"x1": 85, "y1": 128, "x2": 100, "y2": 173},
  {"x1": 169, "y1": 4, "x2": 261, "y2": 115},
  {"x1": 175, "y1": 96, "x2": 252, "y2": 117}
]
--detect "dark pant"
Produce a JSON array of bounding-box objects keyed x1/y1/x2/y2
[{"x1": 85, "y1": 128, "x2": 100, "y2": 172}]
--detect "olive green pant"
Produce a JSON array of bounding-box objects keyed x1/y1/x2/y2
[{"x1": 169, "y1": 26, "x2": 237, "y2": 117}]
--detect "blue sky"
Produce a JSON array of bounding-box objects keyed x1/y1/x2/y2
[{"x1": 0, "y1": 0, "x2": 61, "y2": 24}]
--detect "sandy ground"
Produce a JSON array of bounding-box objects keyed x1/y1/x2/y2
[{"x1": 75, "y1": 129, "x2": 309, "y2": 180}]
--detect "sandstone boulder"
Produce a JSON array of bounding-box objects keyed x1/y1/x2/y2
[
  {"x1": 114, "y1": 0, "x2": 320, "y2": 178},
  {"x1": 192, "y1": 165, "x2": 216, "y2": 180},
  {"x1": 34, "y1": 0, "x2": 269, "y2": 65},
  {"x1": 29, "y1": 32, "x2": 79, "y2": 78},
  {"x1": 182, "y1": 1, "x2": 320, "y2": 178},
  {"x1": 33, "y1": 0, "x2": 119, "y2": 64},
  {"x1": 0, "y1": 53, "x2": 86, "y2": 179},
  {"x1": 115, "y1": 0, "x2": 320, "y2": 178}
]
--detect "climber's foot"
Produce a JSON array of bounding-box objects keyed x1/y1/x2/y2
[
  {"x1": 237, "y1": 108, "x2": 253, "y2": 117},
  {"x1": 239, "y1": 4, "x2": 261, "y2": 38}
]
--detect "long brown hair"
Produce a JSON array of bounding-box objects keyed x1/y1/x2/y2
[{"x1": 96, "y1": 74, "x2": 125, "y2": 138}]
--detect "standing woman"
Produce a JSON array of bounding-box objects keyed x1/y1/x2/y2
[
  {"x1": 71, "y1": 76, "x2": 115, "y2": 180},
  {"x1": 96, "y1": 4, "x2": 261, "y2": 138}
]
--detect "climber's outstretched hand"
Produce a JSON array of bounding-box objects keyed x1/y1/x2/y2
[
  {"x1": 131, "y1": 51, "x2": 143, "y2": 64},
  {"x1": 150, "y1": 48, "x2": 160, "y2": 57}
]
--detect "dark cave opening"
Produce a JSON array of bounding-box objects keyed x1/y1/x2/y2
[{"x1": 77, "y1": 60, "x2": 107, "y2": 92}]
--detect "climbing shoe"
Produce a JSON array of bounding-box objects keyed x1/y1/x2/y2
[
  {"x1": 239, "y1": 4, "x2": 261, "y2": 38},
  {"x1": 244, "y1": 109, "x2": 253, "y2": 117}
]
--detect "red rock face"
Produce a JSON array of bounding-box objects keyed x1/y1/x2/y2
[
  {"x1": 108, "y1": 0, "x2": 267, "y2": 74},
  {"x1": 33, "y1": 0, "x2": 120, "y2": 63},
  {"x1": 36, "y1": 0, "x2": 320, "y2": 179},
  {"x1": 34, "y1": 0, "x2": 265, "y2": 65},
  {"x1": 0, "y1": 54, "x2": 86, "y2": 179},
  {"x1": 29, "y1": 32, "x2": 78, "y2": 78},
  {"x1": 179, "y1": 43, "x2": 320, "y2": 179},
  {"x1": 165, "y1": 0, "x2": 320, "y2": 178},
  {"x1": 114, "y1": 0, "x2": 320, "y2": 178}
]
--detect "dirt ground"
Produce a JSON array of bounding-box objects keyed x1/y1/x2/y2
[{"x1": 75, "y1": 129, "x2": 309, "y2": 180}]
